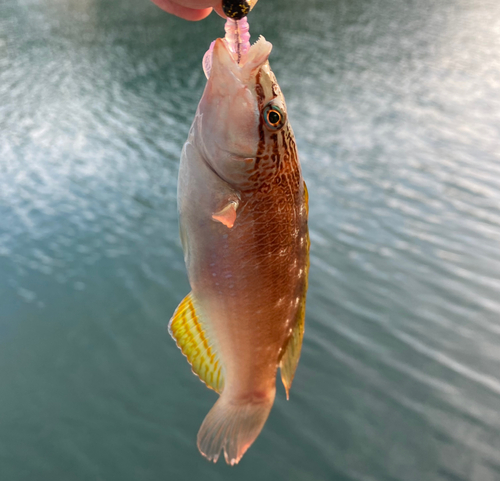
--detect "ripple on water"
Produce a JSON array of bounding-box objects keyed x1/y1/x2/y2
[{"x1": 2, "y1": 0, "x2": 500, "y2": 480}]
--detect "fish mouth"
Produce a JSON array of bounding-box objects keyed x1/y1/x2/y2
[{"x1": 202, "y1": 35, "x2": 272, "y2": 81}]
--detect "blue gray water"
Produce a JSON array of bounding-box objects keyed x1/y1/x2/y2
[{"x1": 1, "y1": 0, "x2": 500, "y2": 479}]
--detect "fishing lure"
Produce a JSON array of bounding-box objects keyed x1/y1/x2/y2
[{"x1": 222, "y1": 0, "x2": 256, "y2": 20}]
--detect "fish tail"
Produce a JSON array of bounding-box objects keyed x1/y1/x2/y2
[{"x1": 197, "y1": 389, "x2": 275, "y2": 465}]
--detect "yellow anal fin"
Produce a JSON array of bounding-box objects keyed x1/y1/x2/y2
[
  {"x1": 280, "y1": 180, "x2": 310, "y2": 399},
  {"x1": 169, "y1": 292, "x2": 225, "y2": 394}
]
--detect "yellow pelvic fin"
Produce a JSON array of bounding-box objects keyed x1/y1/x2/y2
[
  {"x1": 169, "y1": 292, "x2": 225, "y2": 394},
  {"x1": 280, "y1": 180, "x2": 310, "y2": 399},
  {"x1": 212, "y1": 201, "x2": 238, "y2": 229}
]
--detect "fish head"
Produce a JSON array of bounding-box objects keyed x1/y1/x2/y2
[{"x1": 197, "y1": 36, "x2": 290, "y2": 186}]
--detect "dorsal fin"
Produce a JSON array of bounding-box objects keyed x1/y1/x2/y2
[
  {"x1": 169, "y1": 292, "x2": 225, "y2": 393},
  {"x1": 280, "y1": 180, "x2": 310, "y2": 399}
]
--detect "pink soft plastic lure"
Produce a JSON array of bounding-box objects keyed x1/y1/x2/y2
[{"x1": 203, "y1": 16, "x2": 251, "y2": 78}]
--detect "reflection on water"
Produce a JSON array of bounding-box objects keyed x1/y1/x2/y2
[{"x1": 1, "y1": 0, "x2": 500, "y2": 479}]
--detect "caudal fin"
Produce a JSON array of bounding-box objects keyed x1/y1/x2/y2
[{"x1": 197, "y1": 390, "x2": 275, "y2": 465}]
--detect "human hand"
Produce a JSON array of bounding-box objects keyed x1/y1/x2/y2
[{"x1": 151, "y1": 0, "x2": 224, "y2": 21}]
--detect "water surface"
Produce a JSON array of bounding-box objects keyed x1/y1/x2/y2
[{"x1": 1, "y1": 0, "x2": 500, "y2": 479}]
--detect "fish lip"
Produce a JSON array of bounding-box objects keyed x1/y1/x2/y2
[{"x1": 210, "y1": 36, "x2": 273, "y2": 82}]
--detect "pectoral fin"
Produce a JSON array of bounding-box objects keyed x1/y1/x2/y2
[
  {"x1": 212, "y1": 201, "x2": 238, "y2": 228},
  {"x1": 169, "y1": 292, "x2": 225, "y2": 393}
]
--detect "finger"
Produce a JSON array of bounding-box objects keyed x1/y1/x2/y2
[
  {"x1": 151, "y1": 0, "x2": 214, "y2": 21},
  {"x1": 170, "y1": 0, "x2": 220, "y2": 7},
  {"x1": 213, "y1": 4, "x2": 226, "y2": 18}
]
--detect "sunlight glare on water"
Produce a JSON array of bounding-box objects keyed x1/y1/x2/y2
[{"x1": 1, "y1": 0, "x2": 500, "y2": 480}]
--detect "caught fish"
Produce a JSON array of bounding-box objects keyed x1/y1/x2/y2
[{"x1": 169, "y1": 12, "x2": 309, "y2": 465}]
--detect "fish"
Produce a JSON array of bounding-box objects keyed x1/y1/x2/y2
[{"x1": 168, "y1": 16, "x2": 309, "y2": 465}]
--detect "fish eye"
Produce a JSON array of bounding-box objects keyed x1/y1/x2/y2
[{"x1": 263, "y1": 104, "x2": 286, "y2": 131}]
